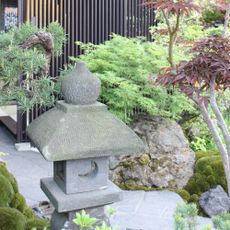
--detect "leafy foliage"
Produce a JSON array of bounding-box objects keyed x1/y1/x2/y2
[
  {"x1": 72, "y1": 210, "x2": 118, "y2": 230},
  {"x1": 202, "y1": 9, "x2": 224, "y2": 23},
  {"x1": 213, "y1": 212, "x2": 230, "y2": 230},
  {"x1": 157, "y1": 36, "x2": 230, "y2": 101},
  {"x1": 0, "y1": 22, "x2": 65, "y2": 111},
  {"x1": 156, "y1": 37, "x2": 230, "y2": 179},
  {"x1": 142, "y1": 0, "x2": 199, "y2": 15},
  {"x1": 73, "y1": 210, "x2": 97, "y2": 230},
  {"x1": 142, "y1": 0, "x2": 199, "y2": 68},
  {"x1": 70, "y1": 35, "x2": 195, "y2": 123},
  {"x1": 174, "y1": 203, "x2": 230, "y2": 230},
  {"x1": 174, "y1": 203, "x2": 198, "y2": 230}
]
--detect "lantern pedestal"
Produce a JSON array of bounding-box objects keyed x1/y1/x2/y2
[{"x1": 41, "y1": 178, "x2": 122, "y2": 229}]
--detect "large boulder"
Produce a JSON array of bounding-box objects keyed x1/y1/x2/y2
[
  {"x1": 199, "y1": 185, "x2": 230, "y2": 217},
  {"x1": 110, "y1": 116, "x2": 195, "y2": 189}
]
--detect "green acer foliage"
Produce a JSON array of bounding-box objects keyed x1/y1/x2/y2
[{"x1": 70, "y1": 35, "x2": 196, "y2": 123}]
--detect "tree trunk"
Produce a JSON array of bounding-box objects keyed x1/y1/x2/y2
[
  {"x1": 168, "y1": 34, "x2": 175, "y2": 69},
  {"x1": 198, "y1": 103, "x2": 230, "y2": 196},
  {"x1": 19, "y1": 32, "x2": 54, "y2": 75},
  {"x1": 210, "y1": 78, "x2": 230, "y2": 156}
]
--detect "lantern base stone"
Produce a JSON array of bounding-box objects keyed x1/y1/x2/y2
[
  {"x1": 41, "y1": 177, "x2": 122, "y2": 212},
  {"x1": 51, "y1": 206, "x2": 109, "y2": 230}
]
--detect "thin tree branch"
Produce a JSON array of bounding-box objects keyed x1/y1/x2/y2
[
  {"x1": 19, "y1": 32, "x2": 54, "y2": 76},
  {"x1": 162, "y1": 10, "x2": 173, "y2": 34},
  {"x1": 198, "y1": 101, "x2": 230, "y2": 195},
  {"x1": 172, "y1": 11, "x2": 181, "y2": 35},
  {"x1": 210, "y1": 76, "x2": 230, "y2": 155}
]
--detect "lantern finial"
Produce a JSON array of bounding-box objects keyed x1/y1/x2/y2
[{"x1": 61, "y1": 62, "x2": 101, "y2": 105}]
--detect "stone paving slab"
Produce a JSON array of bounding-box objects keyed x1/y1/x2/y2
[
  {"x1": 0, "y1": 125, "x2": 212, "y2": 230},
  {"x1": 109, "y1": 191, "x2": 182, "y2": 230},
  {"x1": 0, "y1": 125, "x2": 52, "y2": 206}
]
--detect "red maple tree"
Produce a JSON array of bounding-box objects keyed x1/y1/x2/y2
[
  {"x1": 157, "y1": 36, "x2": 230, "y2": 195},
  {"x1": 142, "y1": 0, "x2": 199, "y2": 68}
]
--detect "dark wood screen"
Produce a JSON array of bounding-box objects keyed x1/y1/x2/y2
[{"x1": 17, "y1": 0, "x2": 155, "y2": 142}]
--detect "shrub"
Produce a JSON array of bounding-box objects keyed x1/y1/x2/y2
[
  {"x1": 23, "y1": 207, "x2": 35, "y2": 219},
  {"x1": 174, "y1": 203, "x2": 230, "y2": 230},
  {"x1": 25, "y1": 218, "x2": 50, "y2": 230},
  {"x1": 70, "y1": 35, "x2": 195, "y2": 123},
  {"x1": 0, "y1": 174, "x2": 14, "y2": 207},
  {"x1": 10, "y1": 193, "x2": 26, "y2": 213},
  {"x1": 0, "y1": 207, "x2": 26, "y2": 230},
  {"x1": 184, "y1": 151, "x2": 227, "y2": 198},
  {"x1": 0, "y1": 22, "x2": 65, "y2": 111},
  {"x1": 203, "y1": 9, "x2": 224, "y2": 23},
  {"x1": 0, "y1": 162, "x2": 18, "y2": 193},
  {"x1": 174, "y1": 203, "x2": 198, "y2": 230},
  {"x1": 213, "y1": 212, "x2": 230, "y2": 230},
  {"x1": 0, "y1": 162, "x2": 49, "y2": 230},
  {"x1": 189, "y1": 194, "x2": 199, "y2": 204},
  {"x1": 175, "y1": 189, "x2": 191, "y2": 202}
]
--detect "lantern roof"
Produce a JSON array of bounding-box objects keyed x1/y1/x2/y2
[{"x1": 26, "y1": 63, "x2": 145, "y2": 161}]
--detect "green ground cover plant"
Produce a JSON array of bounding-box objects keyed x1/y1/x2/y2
[
  {"x1": 174, "y1": 203, "x2": 230, "y2": 230},
  {"x1": 71, "y1": 208, "x2": 117, "y2": 230},
  {"x1": 68, "y1": 204, "x2": 230, "y2": 230}
]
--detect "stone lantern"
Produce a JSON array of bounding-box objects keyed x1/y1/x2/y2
[{"x1": 26, "y1": 63, "x2": 145, "y2": 230}]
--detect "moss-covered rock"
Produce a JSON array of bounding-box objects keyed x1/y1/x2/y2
[
  {"x1": 184, "y1": 150, "x2": 227, "y2": 200},
  {"x1": 189, "y1": 194, "x2": 199, "y2": 203},
  {"x1": 23, "y1": 207, "x2": 35, "y2": 219},
  {"x1": 0, "y1": 207, "x2": 26, "y2": 230},
  {"x1": 10, "y1": 193, "x2": 26, "y2": 213},
  {"x1": 0, "y1": 161, "x2": 50, "y2": 229},
  {"x1": 175, "y1": 189, "x2": 190, "y2": 202},
  {"x1": 0, "y1": 174, "x2": 14, "y2": 207},
  {"x1": 0, "y1": 162, "x2": 18, "y2": 193},
  {"x1": 195, "y1": 150, "x2": 219, "y2": 161},
  {"x1": 124, "y1": 179, "x2": 138, "y2": 190},
  {"x1": 25, "y1": 218, "x2": 50, "y2": 230}
]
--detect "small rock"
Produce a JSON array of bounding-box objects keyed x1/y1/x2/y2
[{"x1": 199, "y1": 185, "x2": 230, "y2": 217}]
